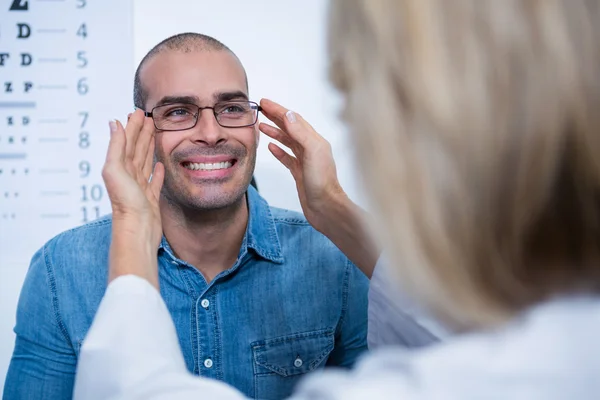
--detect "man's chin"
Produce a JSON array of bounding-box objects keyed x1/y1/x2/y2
[
  {"x1": 161, "y1": 171, "x2": 251, "y2": 210},
  {"x1": 180, "y1": 187, "x2": 247, "y2": 211}
]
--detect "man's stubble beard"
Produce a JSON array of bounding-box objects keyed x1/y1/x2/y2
[{"x1": 158, "y1": 151, "x2": 256, "y2": 213}]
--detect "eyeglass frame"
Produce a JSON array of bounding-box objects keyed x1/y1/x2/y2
[{"x1": 141, "y1": 100, "x2": 262, "y2": 132}]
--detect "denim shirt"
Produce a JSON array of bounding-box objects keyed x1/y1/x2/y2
[{"x1": 4, "y1": 187, "x2": 369, "y2": 400}]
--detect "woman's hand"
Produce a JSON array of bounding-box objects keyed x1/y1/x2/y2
[
  {"x1": 259, "y1": 98, "x2": 345, "y2": 234},
  {"x1": 102, "y1": 109, "x2": 165, "y2": 287},
  {"x1": 259, "y1": 98, "x2": 379, "y2": 277}
]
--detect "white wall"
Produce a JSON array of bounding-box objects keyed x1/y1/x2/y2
[{"x1": 0, "y1": 0, "x2": 365, "y2": 392}]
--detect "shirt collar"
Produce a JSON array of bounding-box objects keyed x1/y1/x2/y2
[
  {"x1": 243, "y1": 185, "x2": 284, "y2": 263},
  {"x1": 159, "y1": 185, "x2": 284, "y2": 264}
]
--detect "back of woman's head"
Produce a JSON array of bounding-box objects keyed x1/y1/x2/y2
[{"x1": 328, "y1": 0, "x2": 600, "y2": 330}]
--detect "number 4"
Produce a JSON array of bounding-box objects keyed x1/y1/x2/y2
[{"x1": 77, "y1": 23, "x2": 87, "y2": 39}]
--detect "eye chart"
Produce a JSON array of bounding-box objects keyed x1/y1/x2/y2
[{"x1": 0, "y1": 0, "x2": 133, "y2": 266}]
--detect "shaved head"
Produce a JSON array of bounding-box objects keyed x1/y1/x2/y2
[{"x1": 133, "y1": 32, "x2": 248, "y2": 110}]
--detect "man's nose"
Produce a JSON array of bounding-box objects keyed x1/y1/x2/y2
[{"x1": 189, "y1": 108, "x2": 227, "y2": 146}]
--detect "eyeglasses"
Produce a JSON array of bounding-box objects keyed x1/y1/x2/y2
[{"x1": 143, "y1": 101, "x2": 262, "y2": 131}]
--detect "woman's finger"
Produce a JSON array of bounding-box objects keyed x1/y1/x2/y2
[
  {"x1": 102, "y1": 120, "x2": 128, "y2": 202},
  {"x1": 260, "y1": 98, "x2": 296, "y2": 134},
  {"x1": 124, "y1": 109, "x2": 145, "y2": 161},
  {"x1": 105, "y1": 120, "x2": 126, "y2": 167},
  {"x1": 268, "y1": 142, "x2": 301, "y2": 178},
  {"x1": 133, "y1": 117, "x2": 155, "y2": 176},
  {"x1": 149, "y1": 162, "x2": 165, "y2": 201},
  {"x1": 142, "y1": 136, "x2": 156, "y2": 182},
  {"x1": 259, "y1": 123, "x2": 297, "y2": 151},
  {"x1": 118, "y1": 120, "x2": 138, "y2": 179},
  {"x1": 260, "y1": 98, "x2": 315, "y2": 148}
]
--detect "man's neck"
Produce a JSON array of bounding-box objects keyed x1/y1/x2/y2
[{"x1": 160, "y1": 194, "x2": 249, "y2": 283}]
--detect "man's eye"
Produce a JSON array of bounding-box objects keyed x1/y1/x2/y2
[
  {"x1": 166, "y1": 108, "x2": 190, "y2": 117},
  {"x1": 221, "y1": 104, "x2": 247, "y2": 114}
]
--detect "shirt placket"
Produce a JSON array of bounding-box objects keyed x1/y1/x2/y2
[
  {"x1": 165, "y1": 253, "x2": 216, "y2": 378},
  {"x1": 162, "y1": 239, "x2": 251, "y2": 381},
  {"x1": 194, "y1": 252, "x2": 251, "y2": 381},
  {"x1": 195, "y1": 285, "x2": 220, "y2": 380}
]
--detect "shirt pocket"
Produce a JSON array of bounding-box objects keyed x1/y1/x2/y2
[{"x1": 251, "y1": 328, "x2": 335, "y2": 400}]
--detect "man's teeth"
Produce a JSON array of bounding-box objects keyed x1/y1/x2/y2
[{"x1": 185, "y1": 161, "x2": 233, "y2": 171}]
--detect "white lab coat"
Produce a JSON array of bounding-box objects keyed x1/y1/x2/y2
[{"x1": 74, "y1": 270, "x2": 600, "y2": 399}]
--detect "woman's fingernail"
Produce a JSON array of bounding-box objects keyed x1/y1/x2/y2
[
  {"x1": 109, "y1": 120, "x2": 117, "y2": 133},
  {"x1": 285, "y1": 110, "x2": 297, "y2": 123}
]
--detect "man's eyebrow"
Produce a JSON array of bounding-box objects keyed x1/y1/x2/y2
[
  {"x1": 214, "y1": 91, "x2": 249, "y2": 102},
  {"x1": 155, "y1": 95, "x2": 199, "y2": 107}
]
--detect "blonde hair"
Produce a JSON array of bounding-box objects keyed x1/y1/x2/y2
[{"x1": 328, "y1": 0, "x2": 600, "y2": 330}]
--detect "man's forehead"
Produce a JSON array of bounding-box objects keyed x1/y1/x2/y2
[
  {"x1": 153, "y1": 90, "x2": 249, "y2": 108},
  {"x1": 141, "y1": 49, "x2": 248, "y2": 106}
]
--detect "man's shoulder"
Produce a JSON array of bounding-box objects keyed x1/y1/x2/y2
[
  {"x1": 21, "y1": 216, "x2": 113, "y2": 349},
  {"x1": 36, "y1": 214, "x2": 112, "y2": 269},
  {"x1": 43, "y1": 214, "x2": 112, "y2": 249},
  {"x1": 268, "y1": 206, "x2": 350, "y2": 264},
  {"x1": 269, "y1": 206, "x2": 310, "y2": 226},
  {"x1": 268, "y1": 206, "x2": 327, "y2": 241}
]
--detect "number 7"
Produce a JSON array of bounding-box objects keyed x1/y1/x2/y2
[{"x1": 79, "y1": 111, "x2": 89, "y2": 128}]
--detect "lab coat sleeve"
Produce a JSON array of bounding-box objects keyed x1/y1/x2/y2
[{"x1": 73, "y1": 275, "x2": 245, "y2": 400}]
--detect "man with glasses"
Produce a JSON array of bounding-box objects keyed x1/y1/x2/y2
[{"x1": 4, "y1": 33, "x2": 368, "y2": 400}]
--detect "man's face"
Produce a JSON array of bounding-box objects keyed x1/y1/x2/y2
[{"x1": 140, "y1": 50, "x2": 258, "y2": 211}]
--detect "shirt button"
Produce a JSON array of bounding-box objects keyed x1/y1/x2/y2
[
  {"x1": 170, "y1": 260, "x2": 178, "y2": 265},
  {"x1": 204, "y1": 358, "x2": 213, "y2": 369},
  {"x1": 201, "y1": 299, "x2": 210, "y2": 309},
  {"x1": 294, "y1": 357, "x2": 303, "y2": 368}
]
